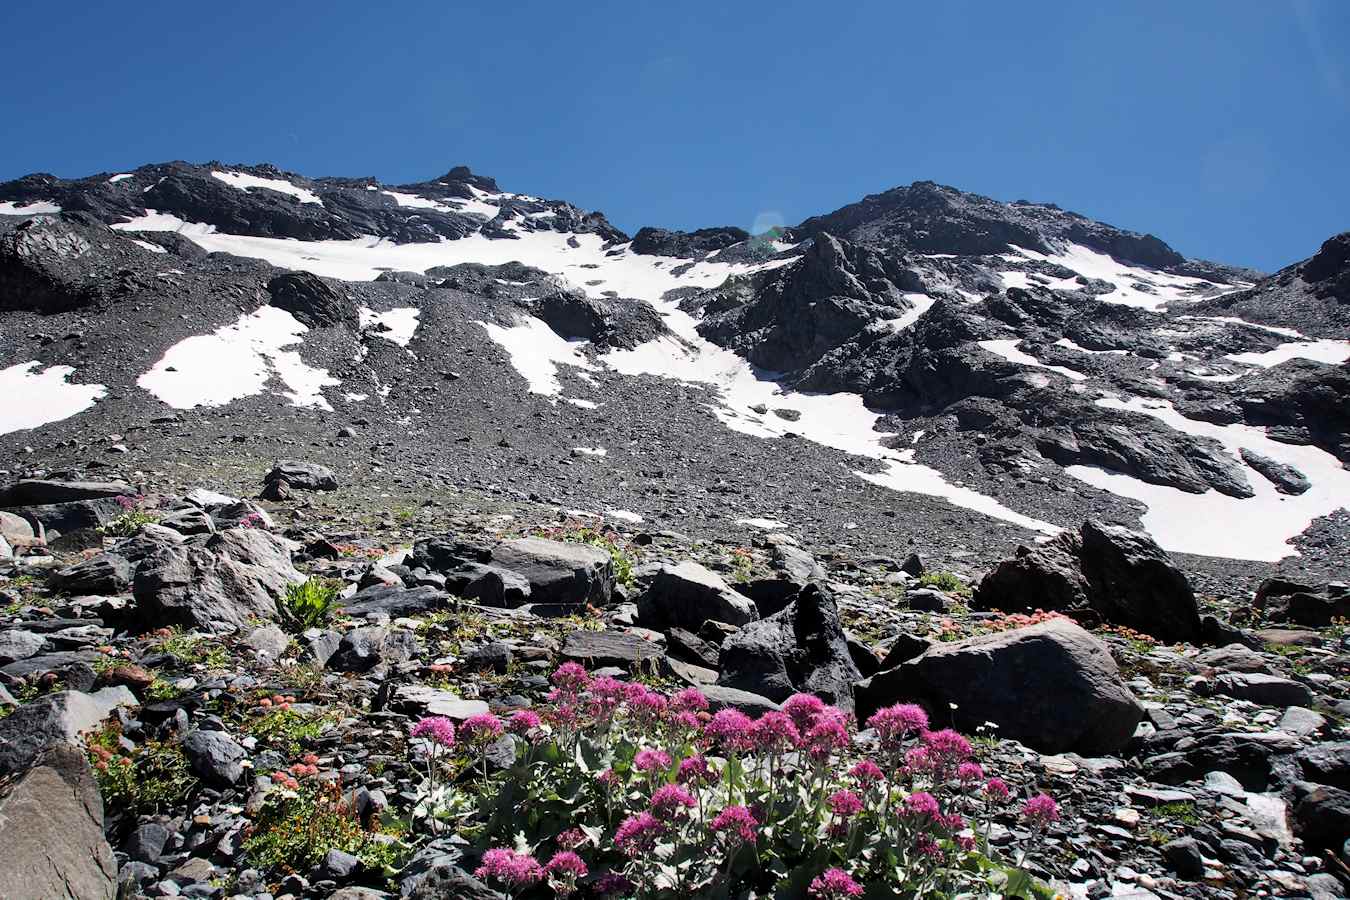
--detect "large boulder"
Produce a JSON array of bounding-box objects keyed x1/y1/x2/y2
[
  {"x1": 0, "y1": 687, "x2": 138, "y2": 777},
  {"x1": 718, "y1": 584, "x2": 861, "y2": 709},
  {"x1": 340, "y1": 584, "x2": 449, "y2": 619},
  {"x1": 486, "y1": 537, "x2": 614, "y2": 606},
  {"x1": 51, "y1": 552, "x2": 132, "y2": 595},
  {"x1": 182, "y1": 730, "x2": 248, "y2": 788},
  {"x1": 263, "y1": 460, "x2": 339, "y2": 492},
  {"x1": 266, "y1": 271, "x2": 358, "y2": 329},
  {"x1": 133, "y1": 528, "x2": 304, "y2": 632},
  {"x1": 636, "y1": 561, "x2": 758, "y2": 631},
  {"x1": 855, "y1": 618, "x2": 1143, "y2": 755},
  {"x1": 0, "y1": 478, "x2": 130, "y2": 506},
  {"x1": 974, "y1": 520, "x2": 1200, "y2": 642},
  {"x1": 0, "y1": 744, "x2": 117, "y2": 899}
]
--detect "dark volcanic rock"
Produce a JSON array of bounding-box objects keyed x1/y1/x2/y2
[
  {"x1": 267, "y1": 272, "x2": 359, "y2": 329},
  {"x1": 529, "y1": 289, "x2": 667, "y2": 349},
  {"x1": 182, "y1": 729, "x2": 248, "y2": 787},
  {"x1": 718, "y1": 584, "x2": 863, "y2": 710},
  {"x1": 51, "y1": 552, "x2": 132, "y2": 595},
  {"x1": 856, "y1": 619, "x2": 1143, "y2": 755},
  {"x1": 0, "y1": 478, "x2": 131, "y2": 506},
  {"x1": 487, "y1": 538, "x2": 614, "y2": 606},
  {"x1": 340, "y1": 584, "x2": 449, "y2": 619},
  {"x1": 264, "y1": 460, "x2": 339, "y2": 492},
  {"x1": 636, "y1": 561, "x2": 758, "y2": 631},
  {"x1": 1239, "y1": 448, "x2": 1311, "y2": 495},
  {"x1": 630, "y1": 226, "x2": 750, "y2": 258},
  {"x1": 0, "y1": 744, "x2": 117, "y2": 900}
]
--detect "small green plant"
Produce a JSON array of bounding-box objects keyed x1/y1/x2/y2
[
  {"x1": 392, "y1": 504, "x2": 418, "y2": 524},
  {"x1": 728, "y1": 546, "x2": 755, "y2": 583},
  {"x1": 280, "y1": 578, "x2": 341, "y2": 631},
  {"x1": 157, "y1": 629, "x2": 232, "y2": 670},
  {"x1": 1149, "y1": 801, "x2": 1201, "y2": 826},
  {"x1": 86, "y1": 722, "x2": 196, "y2": 813},
  {"x1": 531, "y1": 522, "x2": 639, "y2": 588},
  {"x1": 244, "y1": 705, "x2": 332, "y2": 756},
  {"x1": 99, "y1": 495, "x2": 158, "y2": 537},
  {"x1": 917, "y1": 571, "x2": 971, "y2": 597},
  {"x1": 243, "y1": 779, "x2": 409, "y2": 876},
  {"x1": 146, "y1": 678, "x2": 181, "y2": 701}
]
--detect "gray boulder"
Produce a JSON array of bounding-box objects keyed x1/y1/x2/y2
[
  {"x1": 974, "y1": 520, "x2": 1200, "y2": 642},
  {"x1": 0, "y1": 687, "x2": 138, "y2": 776},
  {"x1": 637, "y1": 561, "x2": 758, "y2": 631},
  {"x1": 487, "y1": 537, "x2": 614, "y2": 606},
  {"x1": 1212, "y1": 672, "x2": 1314, "y2": 708},
  {"x1": 718, "y1": 583, "x2": 861, "y2": 709},
  {"x1": 340, "y1": 584, "x2": 449, "y2": 619},
  {"x1": 0, "y1": 478, "x2": 130, "y2": 506},
  {"x1": 182, "y1": 729, "x2": 248, "y2": 787},
  {"x1": 561, "y1": 630, "x2": 664, "y2": 669},
  {"x1": 856, "y1": 618, "x2": 1143, "y2": 755},
  {"x1": 0, "y1": 744, "x2": 117, "y2": 899},
  {"x1": 52, "y1": 552, "x2": 132, "y2": 595},
  {"x1": 264, "y1": 460, "x2": 339, "y2": 491},
  {"x1": 0, "y1": 629, "x2": 45, "y2": 664},
  {"x1": 327, "y1": 626, "x2": 418, "y2": 673},
  {"x1": 133, "y1": 528, "x2": 304, "y2": 633}
]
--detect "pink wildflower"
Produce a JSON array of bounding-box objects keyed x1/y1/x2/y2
[
  {"x1": 677, "y1": 754, "x2": 719, "y2": 786},
  {"x1": 956, "y1": 833, "x2": 977, "y2": 852},
  {"x1": 649, "y1": 783, "x2": 697, "y2": 820},
  {"x1": 804, "y1": 715, "x2": 850, "y2": 762},
  {"x1": 1022, "y1": 793, "x2": 1060, "y2": 827},
  {"x1": 808, "y1": 867, "x2": 864, "y2": 899},
  {"x1": 596, "y1": 873, "x2": 635, "y2": 898},
  {"x1": 552, "y1": 661, "x2": 591, "y2": 693},
  {"x1": 749, "y1": 711, "x2": 800, "y2": 753},
  {"x1": 984, "y1": 777, "x2": 1011, "y2": 802},
  {"x1": 827, "y1": 789, "x2": 864, "y2": 818},
  {"x1": 633, "y1": 747, "x2": 672, "y2": 773},
  {"x1": 904, "y1": 791, "x2": 941, "y2": 821},
  {"x1": 710, "y1": 804, "x2": 759, "y2": 846},
  {"x1": 671, "y1": 687, "x2": 709, "y2": 712},
  {"x1": 921, "y1": 728, "x2": 973, "y2": 764},
  {"x1": 409, "y1": 716, "x2": 456, "y2": 748},
  {"x1": 915, "y1": 833, "x2": 944, "y2": 859},
  {"x1": 867, "y1": 703, "x2": 929, "y2": 745},
  {"x1": 508, "y1": 709, "x2": 542, "y2": 736},
  {"x1": 460, "y1": 712, "x2": 504, "y2": 743},
  {"x1": 849, "y1": 759, "x2": 885, "y2": 787},
  {"x1": 956, "y1": 761, "x2": 985, "y2": 784},
  {"x1": 672, "y1": 710, "x2": 701, "y2": 731},
  {"x1": 904, "y1": 745, "x2": 934, "y2": 776},
  {"x1": 543, "y1": 850, "x2": 588, "y2": 897},
  {"x1": 704, "y1": 708, "x2": 754, "y2": 751},
  {"x1": 783, "y1": 693, "x2": 826, "y2": 732},
  {"x1": 596, "y1": 768, "x2": 621, "y2": 790},
  {"x1": 474, "y1": 848, "x2": 543, "y2": 888},
  {"x1": 629, "y1": 689, "x2": 668, "y2": 722},
  {"x1": 555, "y1": 828, "x2": 586, "y2": 850},
  {"x1": 614, "y1": 811, "x2": 666, "y2": 856}
]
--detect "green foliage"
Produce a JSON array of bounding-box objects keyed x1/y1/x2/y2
[
  {"x1": 157, "y1": 629, "x2": 232, "y2": 669},
  {"x1": 280, "y1": 578, "x2": 341, "y2": 631},
  {"x1": 98, "y1": 509, "x2": 159, "y2": 537},
  {"x1": 728, "y1": 546, "x2": 755, "y2": 583},
  {"x1": 86, "y1": 723, "x2": 196, "y2": 813},
  {"x1": 918, "y1": 570, "x2": 971, "y2": 597},
  {"x1": 244, "y1": 707, "x2": 332, "y2": 756},
  {"x1": 532, "y1": 523, "x2": 639, "y2": 588},
  {"x1": 146, "y1": 678, "x2": 181, "y2": 701},
  {"x1": 243, "y1": 780, "x2": 409, "y2": 877},
  {"x1": 1149, "y1": 801, "x2": 1201, "y2": 826}
]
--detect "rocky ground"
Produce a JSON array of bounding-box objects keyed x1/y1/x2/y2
[{"x1": 0, "y1": 468, "x2": 1347, "y2": 899}]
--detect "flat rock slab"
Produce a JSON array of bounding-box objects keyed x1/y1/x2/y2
[
  {"x1": 391, "y1": 685, "x2": 489, "y2": 720},
  {"x1": 560, "y1": 630, "x2": 663, "y2": 668}
]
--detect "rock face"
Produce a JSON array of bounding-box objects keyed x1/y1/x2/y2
[
  {"x1": 266, "y1": 271, "x2": 358, "y2": 329},
  {"x1": 855, "y1": 619, "x2": 1143, "y2": 755},
  {"x1": 133, "y1": 528, "x2": 304, "y2": 632},
  {"x1": 629, "y1": 226, "x2": 750, "y2": 258},
  {"x1": 51, "y1": 552, "x2": 132, "y2": 595},
  {"x1": 487, "y1": 538, "x2": 615, "y2": 606},
  {"x1": 0, "y1": 478, "x2": 131, "y2": 506},
  {"x1": 182, "y1": 729, "x2": 248, "y2": 787},
  {"x1": 0, "y1": 687, "x2": 138, "y2": 777},
  {"x1": 0, "y1": 744, "x2": 117, "y2": 899},
  {"x1": 636, "y1": 561, "x2": 758, "y2": 631},
  {"x1": 1252, "y1": 578, "x2": 1350, "y2": 628},
  {"x1": 529, "y1": 289, "x2": 667, "y2": 350},
  {"x1": 974, "y1": 521, "x2": 1200, "y2": 642},
  {"x1": 717, "y1": 584, "x2": 861, "y2": 709}
]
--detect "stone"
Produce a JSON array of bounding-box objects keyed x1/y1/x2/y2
[
  {"x1": 264, "y1": 460, "x2": 339, "y2": 492},
  {"x1": 1239, "y1": 448, "x2": 1311, "y2": 494},
  {"x1": 267, "y1": 271, "x2": 358, "y2": 329},
  {"x1": 718, "y1": 583, "x2": 861, "y2": 709},
  {"x1": 973, "y1": 521, "x2": 1200, "y2": 642},
  {"x1": 1297, "y1": 742, "x2": 1350, "y2": 790},
  {"x1": 665, "y1": 627, "x2": 720, "y2": 669},
  {"x1": 636, "y1": 561, "x2": 758, "y2": 631},
  {"x1": 0, "y1": 687, "x2": 138, "y2": 777},
  {"x1": 463, "y1": 642, "x2": 512, "y2": 674},
  {"x1": 0, "y1": 509, "x2": 36, "y2": 545},
  {"x1": 126, "y1": 822, "x2": 172, "y2": 863},
  {"x1": 242, "y1": 624, "x2": 291, "y2": 660},
  {"x1": 0, "y1": 478, "x2": 130, "y2": 506},
  {"x1": 906, "y1": 587, "x2": 948, "y2": 612},
  {"x1": 0, "y1": 744, "x2": 117, "y2": 899},
  {"x1": 560, "y1": 630, "x2": 663, "y2": 669},
  {"x1": 1195, "y1": 644, "x2": 1270, "y2": 674},
  {"x1": 328, "y1": 627, "x2": 417, "y2": 673},
  {"x1": 0, "y1": 629, "x2": 45, "y2": 663},
  {"x1": 1212, "y1": 672, "x2": 1313, "y2": 708},
  {"x1": 391, "y1": 684, "x2": 490, "y2": 720},
  {"x1": 322, "y1": 848, "x2": 362, "y2": 879},
  {"x1": 1293, "y1": 785, "x2": 1350, "y2": 851},
  {"x1": 1161, "y1": 837, "x2": 1204, "y2": 880},
  {"x1": 182, "y1": 730, "x2": 248, "y2": 787},
  {"x1": 1147, "y1": 732, "x2": 1301, "y2": 791},
  {"x1": 133, "y1": 528, "x2": 304, "y2": 633},
  {"x1": 52, "y1": 552, "x2": 132, "y2": 595},
  {"x1": 157, "y1": 506, "x2": 216, "y2": 535},
  {"x1": 856, "y1": 619, "x2": 1143, "y2": 755},
  {"x1": 341, "y1": 584, "x2": 449, "y2": 619},
  {"x1": 699, "y1": 684, "x2": 782, "y2": 715},
  {"x1": 487, "y1": 537, "x2": 614, "y2": 606},
  {"x1": 1277, "y1": 706, "x2": 1326, "y2": 737}
]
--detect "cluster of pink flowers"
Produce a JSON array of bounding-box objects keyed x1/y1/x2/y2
[
  {"x1": 474, "y1": 848, "x2": 543, "y2": 889},
  {"x1": 614, "y1": 810, "x2": 666, "y2": 856},
  {"x1": 809, "y1": 867, "x2": 864, "y2": 899},
  {"x1": 460, "y1": 712, "x2": 504, "y2": 743},
  {"x1": 710, "y1": 804, "x2": 759, "y2": 846},
  {"x1": 410, "y1": 715, "x2": 456, "y2": 748},
  {"x1": 1023, "y1": 792, "x2": 1061, "y2": 827}
]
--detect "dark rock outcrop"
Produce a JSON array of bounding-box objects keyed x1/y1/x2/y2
[{"x1": 267, "y1": 272, "x2": 359, "y2": 329}]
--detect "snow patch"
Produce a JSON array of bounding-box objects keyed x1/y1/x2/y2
[
  {"x1": 0, "y1": 200, "x2": 61, "y2": 215},
  {"x1": 882, "y1": 293, "x2": 935, "y2": 332},
  {"x1": 131, "y1": 239, "x2": 167, "y2": 254},
  {"x1": 138, "y1": 306, "x2": 338, "y2": 410},
  {"x1": 573, "y1": 447, "x2": 607, "y2": 457},
  {"x1": 978, "y1": 339, "x2": 1087, "y2": 381},
  {"x1": 1226, "y1": 340, "x2": 1350, "y2": 368},
  {"x1": 211, "y1": 171, "x2": 322, "y2": 205},
  {"x1": 108, "y1": 174, "x2": 134, "y2": 184},
  {"x1": 479, "y1": 316, "x2": 594, "y2": 397},
  {"x1": 1065, "y1": 396, "x2": 1350, "y2": 561},
  {"x1": 1007, "y1": 243, "x2": 1224, "y2": 310},
  {"x1": 0, "y1": 363, "x2": 107, "y2": 435},
  {"x1": 1054, "y1": 337, "x2": 1128, "y2": 356},
  {"x1": 358, "y1": 307, "x2": 420, "y2": 347},
  {"x1": 606, "y1": 509, "x2": 644, "y2": 524},
  {"x1": 737, "y1": 517, "x2": 790, "y2": 530}
]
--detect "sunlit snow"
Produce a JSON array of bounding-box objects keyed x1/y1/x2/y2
[
  {"x1": 0, "y1": 362, "x2": 107, "y2": 435},
  {"x1": 1065, "y1": 396, "x2": 1350, "y2": 560},
  {"x1": 1006, "y1": 244, "x2": 1223, "y2": 310},
  {"x1": 359, "y1": 307, "x2": 420, "y2": 347},
  {"x1": 211, "y1": 171, "x2": 322, "y2": 205},
  {"x1": 1053, "y1": 337, "x2": 1128, "y2": 356},
  {"x1": 479, "y1": 316, "x2": 594, "y2": 396},
  {"x1": 1225, "y1": 340, "x2": 1350, "y2": 367},
  {"x1": 883, "y1": 293, "x2": 935, "y2": 332},
  {"x1": 108, "y1": 174, "x2": 134, "y2": 183},
  {"x1": 737, "y1": 517, "x2": 790, "y2": 530},
  {"x1": 0, "y1": 200, "x2": 61, "y2": 215},
  {"x1": 138, "y1": 307, "x2": 338, "y2": 409},
  {"x1": 132, "y1": 239, "x2": 167, "y2": 254},
  {"x1": 978, "y1": 338, "x2": 1087, "y2": 382}
]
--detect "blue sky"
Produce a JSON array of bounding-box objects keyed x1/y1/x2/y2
[{"x1": 2, "y1": 1, "x2": 1345, "y2": 271}]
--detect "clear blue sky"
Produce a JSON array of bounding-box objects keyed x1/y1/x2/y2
[{"x1": 2, "y1": 0, "x2": 1345, "y2": 272}]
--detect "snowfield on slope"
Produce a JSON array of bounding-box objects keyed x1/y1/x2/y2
[{"x1": 0, "y1": 362, "x2": 107, "y2": 435}]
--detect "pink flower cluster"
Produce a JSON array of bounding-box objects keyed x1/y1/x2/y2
[
  {"x1": 808, "y1": 867, "x2": 864, "y2": 899},
  {"x1": 474, "y1": 848, "x2": 543, "y2": 888},
  {"x1": 410, "y1": 715, "x2": 456, "y2": 748}
]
